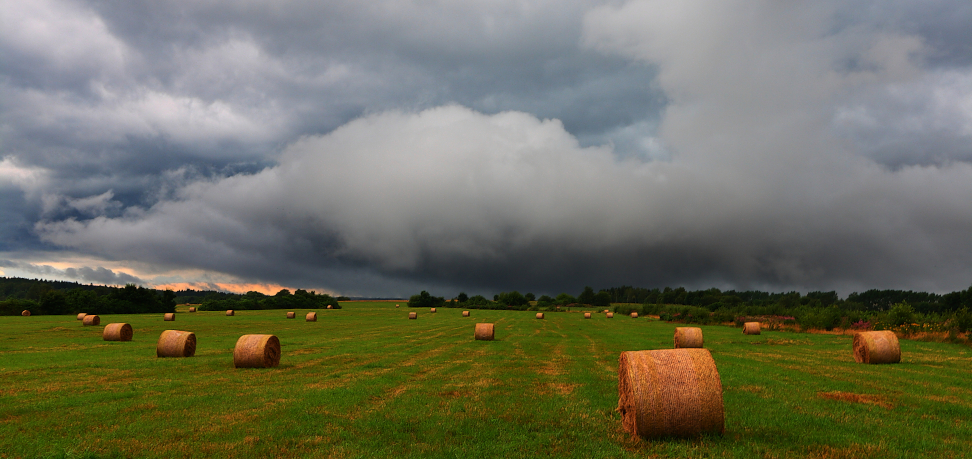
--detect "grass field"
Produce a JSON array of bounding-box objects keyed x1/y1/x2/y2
[{"x1": 2, "y1": 301, "x2": 971, "y2": 458}]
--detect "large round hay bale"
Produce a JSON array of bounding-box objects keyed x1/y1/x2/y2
[
  {"x1": 77, "y1": 313, "x2": 87, "y2": 320},
  {"x1": 584, "y1": 312, "x2": 592, "y2": 319},
  {"x1": 188, "y1": 307, "x2": 196, "y2": 312},
  {"x1": 431, "y1": 308, "x2": 437, "y2": 313},
  {"x1": 286, "y1": 312, "x2": 295, "y2": 319},
  {"x1": 536, "y1": 313, "x2": 544, "y2": 319},
  {"x1": 306, "y1": 312, "x2": 317, "y2": 322},
  {"x1": 82, "y1": 315, "x2": 100, "y2": 326},
  {"x1": 164, "y1": 313, "x2": 175, "y2": 321},
  {"x1": 606, "y1": 312, "x2": 614, "y2": 318},
  {"x1": 618, "y1": 349, "x2": 724, "y2": 438},
  {"x1": 408, "y1": 312, "x2": 417, "y2": 319},
  {"x1": 21, "y1": 310, "x2": 30, "y2": 316},
  {"x1": 630, "y1": 312, "x2": 639, "y2": 318},
  {"x1": 853, "y1": 330, "x2": 901, "y2": 364},
  {"x1": 233, "y1": 334, "x2": 281, "y2": 368},
  {"x1": 156, "y1": 330, "x2": 196, "y2": 358},
  {"x1": 742, "y1": 322, "x2": 760, "y2": 335},
  {"x1": 475, "y1": 323, "x2": 495, "y2": 341},
  {"x1": 674, "y1": 327, "x2": 704, "y2": 348},
  {"x1": 226, "y1": 310, "x2": 235, "y2": 316},
  {"x1": 103, "y1": 323, "x2": 133, "y2": 341},
  {"x1": 462, "y1": 311, "x2": 470, "y2": 317}
]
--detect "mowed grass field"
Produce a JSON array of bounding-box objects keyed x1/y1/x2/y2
[{"x1": 2, "y1": 302, "x2": 971, "y2": 459}]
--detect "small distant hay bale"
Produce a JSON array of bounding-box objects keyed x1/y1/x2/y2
[
  {"x1": 156, "y1": 330, "x2": 196, "y2": 358},
  {"x1": 604, "y1": 309, "x2": 610, "y2": 313},
  {"x1": 233, "y1": 334, "x2": 281, "y2": 368},
  {"x1": 674, "y1": 327, "x2": 704, "y2": 348},
  {"x1": 164, "y1": 313, "x2": 175, "y2": 321},
  {"x1": 82, "y1": 315, "x2": 100, "y2": 326},
  {"x1": 462, "y1": 311, "x2": 470, "y2": 317},
  {"x1": 584, "y1": 313, "x2": 592, "y2": 319},
  {"x1": 536, "y1": 313, "x2": 544, "y2": 319},
  {"x1": 286, "y1": 312, "x2": 295, "y2": 319},
  {"x1": 606, "y1": 312, "x2": 614, "y2": 318},
  {"x1": 408, "y1": 312, "x2": 417, "y2": 319},
  {"x1": 103, "y1": 323, "x2": 133, "y2": 341},
  {"x1": 77, "y1": 313, "x2": 87, "y2": 320},
  {"x1": 853, "y1": 330, "x2": 900, "y2": 364},
  {"x1": 396, "y1": 304, "x2": 400, "y2": 308},
  {"x1": 431, "y1": 308, "x2": 437, "y2": 313},
  {"x1": 742, "y1": 322, "x2": 761, "y2": 335},
  {"x1": 21, "y1": 310, "x2": 30, "y2": 316},
  {"x1": 630, "y1": 312, "x2": 638, "y2": 318},
  {"x1": 188, "y1": 307, "x2": 196, "y2": 312},
  {"x1": 327, "y1": 305, "x2": 332, "y2": 309},
  {"x1": 475, "y1": 323, "x2": 495, "y2": 341},
  {"x1": 618, "y1": 349, "x2": 724, "y2": 438},
  {"x1": 306, "y1": 312, "x2": 317, "y2": 322},
  {"x1": 226, "y1": 310, "x2": 235, "y2": 316}
]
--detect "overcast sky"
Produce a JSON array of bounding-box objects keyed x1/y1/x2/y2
[{"x1": 2, "y1": 0, "x2": 971, "y2": 298}]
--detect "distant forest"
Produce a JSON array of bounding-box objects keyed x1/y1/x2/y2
[{"x1": 0, "y1": 277, "x2": 342, "y2": 315}]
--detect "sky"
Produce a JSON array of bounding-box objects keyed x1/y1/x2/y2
[{"x1": 1, "y1": 0, "x2": 971, "y2": 298}]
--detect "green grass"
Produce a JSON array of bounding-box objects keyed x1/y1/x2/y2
[{"x1": 1, "y1": 302, "x2": 971, "y2": 458}]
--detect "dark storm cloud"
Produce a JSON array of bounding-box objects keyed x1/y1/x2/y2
[{"x1": 4, "y1": 0, "x2": 972, "y2": 296}]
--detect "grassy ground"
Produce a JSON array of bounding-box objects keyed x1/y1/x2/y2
[{"x1": 1, "y1": 302, "x2": 970, "y2": 458}]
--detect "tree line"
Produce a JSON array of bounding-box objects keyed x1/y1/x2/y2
[{"x1": 196, "y1": 289, "x2": 340, "y2": 311}]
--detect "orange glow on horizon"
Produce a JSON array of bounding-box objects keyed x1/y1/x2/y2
[{"x1": 153, "y1": 282, "x2": 297, "y2": 296}]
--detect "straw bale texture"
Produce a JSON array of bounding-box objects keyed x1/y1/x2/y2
[
  {"x1": 164, "y1": 313, "x2": 175, "y2": 321},
  {"x1": 188, "y1": 307, "x2": 196, "y2": 312},
  {"x1": 606, "y1": 312, "x2": 614, "y2": 318},
  {"x1": 286, "y1": 312, "x2": 295, "y2": 319},
  {"x1": 431, "y1": 308, "x2": 437, "y2": 313},
  {"x1": 103, "y1": 323, "x2": 133, "y2": 341},
  {"x1": 408, "y1": 312, "x2": 417, "y2": 319},
  {"x1": 21, "y1": 310, "x2": 30, "y2": 316},
  {"x1": 585, "y1": 313, "x2": 592, "y2": 319},
  {"x1": 226, "y1": 310, "x2": 235, "y2": 316},
  {"x1": 77, "y1": 313, "x2": 87, "y2": 320},
  {"x1": 630, "y1": 312, "x2": 638, "y2": 318},
  {"x1": 742, "y1": 322, "x2": 760, "y2": 335},
  {"x1": 234, "y1": 334, "x2": 281, "y2": 368},
  {"x1": 462, "y1": 311, "x2": 470, "y2": 317},
  {"x1": 82, "y1": 315, "x2": 100, "y2": 326},
  {"x1": 674, "y1": 327, "x2": 704, "y2": 348},
  {"x1": 156, "y1": 330, "x2": 196, "y2": 358},
  {"x1": 853, "y1": 330, "x2": 901, "y2": 364},
  {"x1": 536, "y1": 313, "x2": 544, "y2": 319},
  {"x1": 306, "y1": 312, "x2": 317, "y2": 322},
  {"x1": 617, "y1": 349, "x2": 724, "y2": 439},
  {"x1": 475, "y1": 323, "x2": 495, "y2": 341}
]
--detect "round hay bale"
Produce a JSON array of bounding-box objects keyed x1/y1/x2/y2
[
  {"x1": 21, "y1": 310, "x2": 30, "y2": 316},
  {"x1": 853, "y1": 330, "x2": 901, "y2": 364},
  {"x1": 77, "y1": 313, "x2": 87, "y2": 320},
  {"x1": 396, "y1": 304, "x2": 400, "y2": 308},
  {"x1": 233, "y1": 334, "x2": 281, "y2": 368},
  {"x1": 188, "y1": 307, "x2": 196, "y2": 312},
  {"x1": 617, "y1": 349, "x2": 724, "y2": 439},
  {"x1": 536, "y1": 313, "x2": 544, "y2": 319},
  {"x1": 306, "y1": 312, "x2": 317, "y2": 322},
  {"x1": 156, "y1": 330, "x2": 196, "y2": 358},
  {"x1": 606, "y1": 312, "x2": 614, "y2": 318},
  {"x1": 585, "y1": 313, "x2": 592, "y2": 319},
  {"x1": 474, "y1": 323, "x2": 495, "y2": 341},
  {"x1": 674, "y1": 327, "x2": 704, "y2": 349},
  {"x1": 604, "y1": 309, "x2": 610, "y2": 313},
  {"x1": 742, "y1": 322, "x2": 761, "y2": 335},
  {"x1": 630, "y1": 312, "x2": 639, "y2": 318},
  {"x1": 286, "y1": 312, "x2": 295, "y2": 319},
  {"x1": 327, "y1": 305, "x2": 332, "y2": 309},
  {"x1": 462, "y1": 311, "x2": 470, "y2": 317},
  {"x1": 226, "y1": 310, "x2": 235, "y2": 316},
  {"x1": 103, "y1": 323, "x2": 133, "y2": 341},
  {"x1": 408, "y1": 312, "x2": 417, "y2": 319},
  {"x1": 82, "y1": 315, "x2": 100, "y2": 326},
  {"x1": 431, "y1": 308, "x2": 437, "y2": 313},
  {"x1": 164, "y1": 313, "x2": 175, "y2": 321}
]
